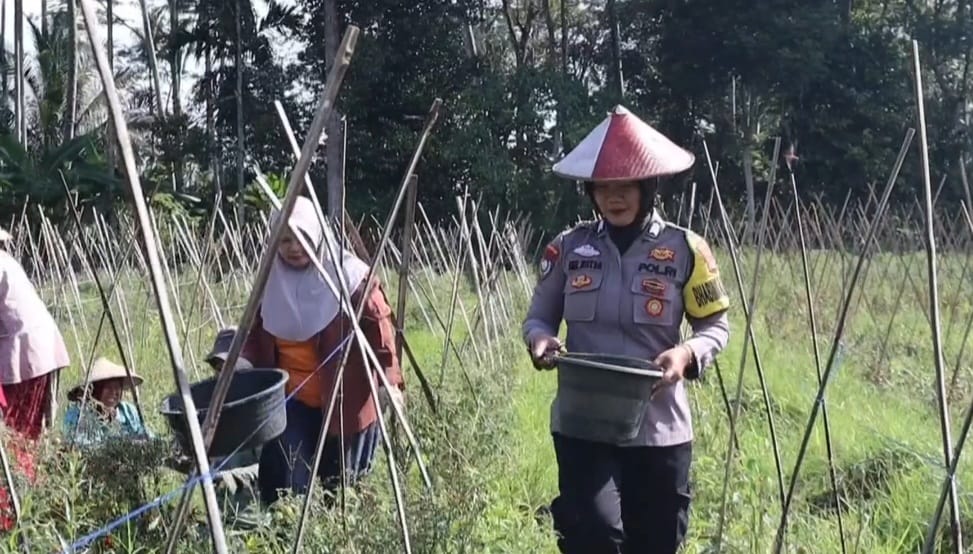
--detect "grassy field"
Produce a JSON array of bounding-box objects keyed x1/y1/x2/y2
[{"x1": 3, "y1": 234, "x2": 973, "y2": 553}]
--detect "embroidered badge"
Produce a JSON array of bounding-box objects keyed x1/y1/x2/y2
[
  {"x1": 645, "y1": 298, "x2": 664, "y2": 317},
  {"x1": 540, "y1": 244, "x2": 559, "y2": 279},
  {"x1": 649, "y1": 247, "x2": 676, "y2": 262},
  {"x1": 641, "y1": 278, "x2": 667, "y2": 296},
  {"x1": 571, "y1": 274, "x2": 593, "y2": 289},
  {"x1": 573, "y1": 244, "x2": 600, "y2": 257}
]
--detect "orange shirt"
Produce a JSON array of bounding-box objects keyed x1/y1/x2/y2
[{"x1": 275, "y1": 337, "x2": 322, "y2": 408}]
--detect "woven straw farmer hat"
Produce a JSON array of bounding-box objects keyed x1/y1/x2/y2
[
  {"x1": 68, "y1": 358, "x2": 143, "y2": 399},
  {"x1": 552, "y1": 105, "x2": 695, "y2": 182}
]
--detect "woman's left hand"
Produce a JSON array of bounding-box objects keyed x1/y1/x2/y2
[
  {"x1": 385, "y1": 386, "x2": 406, "y2": 413},
  {"x1": 651, "y1": 344, "x2": 693, "y2": 398}
]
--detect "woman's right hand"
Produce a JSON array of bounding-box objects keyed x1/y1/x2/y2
[{"x1": 529, "y1": 334, "x2": 563, "y2": 370}]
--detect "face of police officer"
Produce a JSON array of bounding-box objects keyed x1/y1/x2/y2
[{"x1": 591, "y1": 181, "x2": 641, "y2": 227}]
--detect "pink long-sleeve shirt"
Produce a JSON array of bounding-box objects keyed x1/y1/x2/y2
[{"x1": 0, "y1": 251, "x2": 70, "y2": 384}]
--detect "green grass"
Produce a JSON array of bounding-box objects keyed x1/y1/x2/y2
[{"x1": 4, "y1": 246, "x2": 973, "y2": 553}]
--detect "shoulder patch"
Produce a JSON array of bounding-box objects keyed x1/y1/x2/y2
[
  {"x1": 689, "y1": 233, "x2": 719, "y2": 274},
  {"x1": 539, "y1": 242, "x2": 560, "y2": 280}
]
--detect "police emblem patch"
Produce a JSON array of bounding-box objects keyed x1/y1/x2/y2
[
  {"x1": 649, "y1": 247, "x2": 676, "y2": 262},
  {"x1": 571, "y1": 274, "x2": 593, "y2": 289},
  {"x1": 573, "y1": 244, "x2": 600, "y2": 257},
  {"x1": 645, "y1": 298, "x2": 664, "y2": 316}
]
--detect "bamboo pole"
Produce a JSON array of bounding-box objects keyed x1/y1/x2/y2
[
  {"x1": 77, "y1": 0, "x2": 229, "y2": 550},
  {"x1": 911, "y1": 39, "x2": 962, "y2": 553}
]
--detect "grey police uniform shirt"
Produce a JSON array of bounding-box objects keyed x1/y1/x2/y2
[{"x1": 522, "y1": 211, "x2": 731, "y2": 447}]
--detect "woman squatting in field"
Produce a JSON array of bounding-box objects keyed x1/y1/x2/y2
[
  {"x1": 231, "y1": 196, "x2": 405, "y2": 505},
  {"x1": 523, "y1": 106, "x2": 731, "y2": 553},
  {"x1": 62, "y1": 358, "x2": 151, "y2": 446}
]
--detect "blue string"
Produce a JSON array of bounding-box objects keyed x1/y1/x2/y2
[{"x1": 64, "y1": 333, "x2": 355, "y2": 553}]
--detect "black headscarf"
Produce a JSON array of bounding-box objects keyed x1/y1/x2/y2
[{"x1": 584, "y1": 179, "x2": 659, "y2": 255}]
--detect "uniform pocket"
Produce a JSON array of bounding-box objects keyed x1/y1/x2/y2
[
  {"x1": 631, "y1": 275, "x2": 680, "y2": 327},
  {"x1": 563, "y1": 271, "x2": 604, "y2": 322}
]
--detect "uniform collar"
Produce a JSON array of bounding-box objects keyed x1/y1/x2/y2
[{"x1": 595, "y1": 209, "x2": 666, "y2": 240}]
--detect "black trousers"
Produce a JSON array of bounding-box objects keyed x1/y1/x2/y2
[{"x1": 550, "y1": 433, "x2": 692, "y2": 554}]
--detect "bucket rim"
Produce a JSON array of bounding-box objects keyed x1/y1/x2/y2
[
  {"x1": 159, "y1": 367, "x2": 290, "y2": 416},
  {"x1": 555, "y1": 352, "x2": 664, "y2": 379}
]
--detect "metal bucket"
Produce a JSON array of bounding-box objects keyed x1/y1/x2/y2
[
  {"x1": 554, "y1": 353, "x2": 663, "y2": 444},
  {"x1": 161, "y1": 368, "x2": 289, "y2": 458}
]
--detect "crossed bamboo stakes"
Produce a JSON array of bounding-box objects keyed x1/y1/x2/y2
[{"x1": 2, "y1": 13, "x2": 973, "y2": 553}]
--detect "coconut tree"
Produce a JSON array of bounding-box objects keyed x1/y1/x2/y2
[{"x1": 0, "y1": 5, "x2": 144, "y2": 218}]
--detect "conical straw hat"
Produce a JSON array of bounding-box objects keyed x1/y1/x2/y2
[
  {"x1": 68, "y1": 357, "x2": 143, "y2": 399},
  {"x1": 552, "y1": 105, "x2": 695, "y2": 182}
]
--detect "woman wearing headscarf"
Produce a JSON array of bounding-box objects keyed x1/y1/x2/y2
[
  {"x1": 522, "y1": 106, "x2": 731, "y2": 553},
  {"x1": 0, "y1": 227, "x2": 70, "y2": 482},
  {"x1": 236, "y1": 196, "x2": 404, "y2": 505}
]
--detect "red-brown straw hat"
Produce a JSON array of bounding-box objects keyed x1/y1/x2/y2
[{"x1": 552, "y1": 105, "x2": 694, "y2": 182}]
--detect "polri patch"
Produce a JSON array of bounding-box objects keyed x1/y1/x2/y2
[{"x1": 638, "y1": 262, "x2": 677, "y2": 278}]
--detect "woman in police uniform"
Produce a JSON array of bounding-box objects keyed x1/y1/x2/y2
[{"x1": 523, "y1": 106, "x2": 730, "y2": 554}]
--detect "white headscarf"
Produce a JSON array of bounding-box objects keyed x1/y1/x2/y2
[{"x1": 259, "y1": 197, "x2": 370, "y2": 341}]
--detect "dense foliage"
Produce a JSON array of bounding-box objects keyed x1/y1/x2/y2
[{"x1": 1, "y1": 0, "x2": 972, "y2": 233}]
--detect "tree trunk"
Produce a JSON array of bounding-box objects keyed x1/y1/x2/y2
[
  {"x1": 65, "y1": 0, "x2": 78, "y2": 141},
  {"x1": 106, "y1": 0, "x2": 114, "y2": 175},
  {"x1": 137, "y1": 0, "x2": 165, "y2": 116},
  {"x1": 14, "y1": 0, "x2": 24, "y2": 144},
  {"x1": 960, "y1": 153, "x2": 972, "y2": 216},
  {"x1": 41, "y1": 0, "x2": 47, "y2": 37},
  {"x1": 324, "y1": 0, "x2": 344, "y2": 221},
  {"x1": 169, "y1": 0, "x2": 181, "y2": 118},
  {"x1": 606, "y1": 0, "x2": 624, "y2": 101},
  {"x1": 560, "y1": 0, "x2": 568, "y2": 75},
  {"x1": 235, "y1": 0, "x2": 245, "y2": 198},
  {"x1": 542, "y1": 0, "x2": 557, "y2": 66},
  {"x1": 136, "y1": 0, "x2": 175, "y2": 195},
  {"x1": 1, "y1": 1, "x2": 7, "y2": 116},
  {"x1": 105, "y1": 0, "x2": 116, "y2": 223},
  {"x1": 206, "y1": 45, "x2": 219, "y2": 197},
  {"x1": 742, "y1": 94, "x2": 756, "y2": 243},
  {"x1": 168, "y1": 0, "x2": 184, "y2": 191}
]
